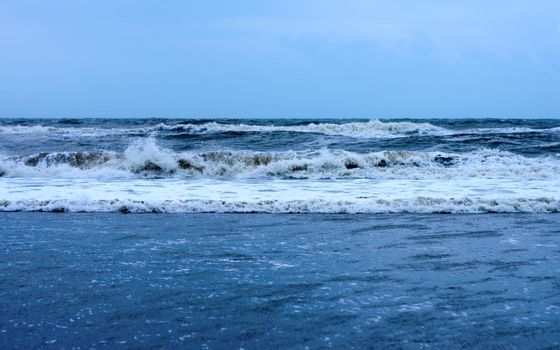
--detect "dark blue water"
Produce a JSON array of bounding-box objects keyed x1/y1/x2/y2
[{"x1": 1, "y1": 213, "x2": 559, "y2": 349}]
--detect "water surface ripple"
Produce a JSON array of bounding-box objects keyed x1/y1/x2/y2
[{"x1": 1, "y1": 213, "x2": 559, "y2": 348}]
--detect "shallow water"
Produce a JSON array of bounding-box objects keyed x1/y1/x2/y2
[{"x1": 1, "y1": 213, "x2": 559, "y2": 348}]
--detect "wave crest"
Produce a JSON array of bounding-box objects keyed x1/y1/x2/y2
[
  {"x1": 167, "y1": 120, "x2": 447, "y2": 138},
  {"x1": 2, "y1": 139, "x2": 559, "y2": 179},
  {"x1": 3, "y1": 120, "x2": 560, "y2": 139},
  {"x1": 0, "y1": 119, "x2": 445, "y2": 138},
  {"x1": 1, "y1": 197, "x2": 558, "y2": 214}
]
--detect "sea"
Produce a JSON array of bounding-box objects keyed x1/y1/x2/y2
[{"x1": 1, "y1": 118, "x2": 560, "y2": 348}]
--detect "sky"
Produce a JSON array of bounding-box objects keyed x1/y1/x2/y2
[{"x1": 0, "y1": 0, "x2": 559, "y2": 118}]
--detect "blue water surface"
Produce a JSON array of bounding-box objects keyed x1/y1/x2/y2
[{"x1": 1, "y1": 213, "x2": 560, "y2": 349}]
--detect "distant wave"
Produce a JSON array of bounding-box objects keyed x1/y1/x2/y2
[
  {"x1": 1, "y1": 197, "x2": 558, "y2": 213},
  {"x1": 0, "y1": 125, "x2": 144, "y2": 137},
  {"x1": 2, "y1": 120, "x2": 559, "y2": 139},
  {"x1": 167, "y1": 120, "x2": 447, "y2": 138},
  {"x1": 1, "y1": 138, "x2": 558, "y2": 179},
  {"x1": 166, "y1": 122, "x2": 560, "y2": 138},
  {"x1": 0, "y1": 120, "x2": 443, "y2": 138},
  {"x1": 0, "y1": 125, "x2": 58, "y2": 134}
]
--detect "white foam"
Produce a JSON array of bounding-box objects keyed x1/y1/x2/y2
[
  {"x1": 122, "y1": 138, "x2": 178, "y2": 173},
  {"x1": 0, "y1": 125, "x2": 141, "y2": 137},
  {"x1": 1, "y1": 176, "x2": 559, "y2": 213},
  {"x1": 1, "y1": 138, "x2": 559, "y2": 180},
  {"x1": 1, "y1": 197, "x2": 558, "y2": 213},
  {"x1": 160, "y1": 121, "x2": 560, "y2": 137},
  {"x1": 2, "y1": 120, "x2": 559, "y2": 138},
  {"x1": 0, "y1": 125, "x2": 57, "y2": 134},
  {"x1": 170, "y1": 120, "x2": 448, "y2": 138}
]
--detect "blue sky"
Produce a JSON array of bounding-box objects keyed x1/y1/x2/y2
[{"x1": 1, "y1": 1, "x2": 559, "y2": 118}]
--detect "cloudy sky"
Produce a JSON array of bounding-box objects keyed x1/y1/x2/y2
[{"x1": 1, "y1": 0, "x2": 559, "y2": 118}]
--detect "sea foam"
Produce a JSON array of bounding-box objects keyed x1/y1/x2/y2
[
  {"x1": 1, "y1": 197, "x2": 558, "y2": 213},
  {"x1": 3, "y1": 119, "x2": 559, "y2": 138},
  {"x1": 1, "y1": 138, "x2": 559, "y2": 179},
  {"x1": 3, "y1": 119, "x2": 560, "y2": 215}
]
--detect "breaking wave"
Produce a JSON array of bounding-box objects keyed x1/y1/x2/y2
[
  {"x1": 0, "y1": 120, "x2": 444, "y2": 138},
  {"x1": 3, "y1": 120, "x2": 559, "y2": 138},
  {"x1": 167, "y1": 120, "x2": 447, "y2": 138},
  {"x1": 1, "y1": 197, "x2": 559, "y2": 213},
  {"x1": 1, "y1": 138, "x2": 559, "y2": 179}
]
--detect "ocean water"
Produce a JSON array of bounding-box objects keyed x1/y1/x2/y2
[
  {"x1": 1, "y1": 118, "x2": 560, "y2": 213},
  {"x1": 1, "y1": 119, "x2": 560, "y2": 349},
  {"x1": 1, "y1": 213, "x2": 560, "y2": 349}
]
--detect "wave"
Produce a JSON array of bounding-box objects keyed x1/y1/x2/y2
[
  {"x1": 167, "y1": 122, "x2": 560, "y2": 138},
  {"x1": 3, "y1": 120, "x2": 559, "y2": 138},
  {"x1": 1, "y1": 138, "x2": 559, "y2": 179},
  {"x1": 0, "y1": 125, "x2": 59, "y2": 134},
  {"x1": 1, "y1": 197, "x2": 558, "y2": 213},
  {"x1": 0, "y1": 125, "x2": 143, "y2": 137},
  {"x1": 0, "y1": 120, "x2": 444, "y2": 138},
  {"x1": 166, "y1": 120, "x2": 447, "y2": 138}
]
